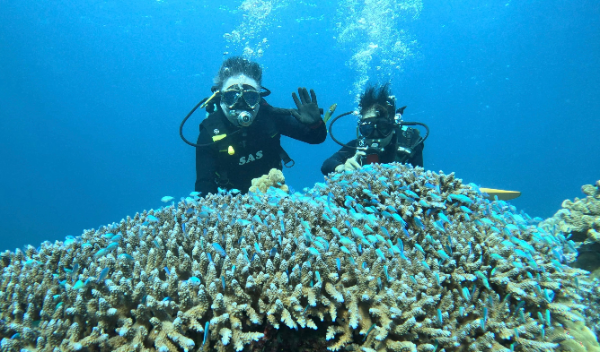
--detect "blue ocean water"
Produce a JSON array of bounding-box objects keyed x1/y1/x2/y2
[{"x1": 0, "y1": 0, "x2": 598, "y2": 251}]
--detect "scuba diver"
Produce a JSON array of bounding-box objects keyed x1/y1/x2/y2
[
  {"x1": 180, "y1": 56, "x2": 326, "y2": 195},
  {"x1": 321, "y1": 83, "x2": 428, "y2": 174}
]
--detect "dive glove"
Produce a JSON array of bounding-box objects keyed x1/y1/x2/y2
[
  {"x1": 291, "y1": 88, "x2": 322, "y2": 125},
  {"x1": 335, "y1": 151, "x2": 365, "y2": 172}
]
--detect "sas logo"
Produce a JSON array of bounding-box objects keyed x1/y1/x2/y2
[{"x1": 239, "y1": 151, "x2": 263, "y2": 165}]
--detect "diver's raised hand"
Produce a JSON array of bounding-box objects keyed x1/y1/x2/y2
[{"x1": 291, "y1": 88, "x2": 322, "y2": 125}]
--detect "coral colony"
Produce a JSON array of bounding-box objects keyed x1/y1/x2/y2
[{"x1": 0, "y1": 163, "x2": 596, "y2": 351}]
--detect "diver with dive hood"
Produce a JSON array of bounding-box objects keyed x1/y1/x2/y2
[
  {"x1": 180, "y1": 56, "x2": 326, "y2": 195},
  {"x1": 322, "y1": 83, "x2": 428, "y2": 174}
]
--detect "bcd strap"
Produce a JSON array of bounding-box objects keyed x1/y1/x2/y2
[{"x1": 278, "y1": 145, "x2": 295, "y2": 168}]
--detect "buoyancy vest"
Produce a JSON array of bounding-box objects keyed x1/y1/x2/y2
[{"x1": 199, "y1": 105, "x2": 293, "y2": 190}]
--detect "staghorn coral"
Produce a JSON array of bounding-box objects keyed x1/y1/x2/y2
[
  {"x1": 248, "y1": 168, "x2": 289, "y2": 194},
  {"x1": 0, "y1": 163, "x2": 596, "y2": 351}
]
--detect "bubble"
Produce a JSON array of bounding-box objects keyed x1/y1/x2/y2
[
  {"x1": 334, "y1": 0, "x2": 423, "y2": 101},
  {"x1": 223, "y1": 0, "x2": 287, "y2": 59}
]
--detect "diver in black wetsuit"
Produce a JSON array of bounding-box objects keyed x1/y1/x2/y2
[
  {"x1": 181, "y1": 57, "x2": 326, "y2": 195},
  {"x1": 321, "y1": 84, "x2": 427, "y2": 175}
]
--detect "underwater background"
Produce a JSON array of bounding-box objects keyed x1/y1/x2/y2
[{"x1": 0, "y1": 0, "x2": 599, "y2": 252}]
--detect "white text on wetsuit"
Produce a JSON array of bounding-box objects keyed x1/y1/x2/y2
[{"x1": 239, "y1": 151, "x2": 263, "y2": 165}]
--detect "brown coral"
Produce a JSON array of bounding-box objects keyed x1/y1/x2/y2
[{"x1": 0, "y1": 164, "x2": 596, "y2": 351}]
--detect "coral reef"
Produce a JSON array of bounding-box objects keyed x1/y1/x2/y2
[
  {"x1": 249, "y1": 168, "x2": 289, "y2": 193},
  {"x1": 539, "y1": 179, "x2": 600, "y2": 339},
  {"x1": 540, "y1": 179, "x2": 600, "y2": 245},
  {"x1": 0, "y1": 163, "x2": 596, "y2": 351}
]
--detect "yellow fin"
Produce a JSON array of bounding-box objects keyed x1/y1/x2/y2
[{"x1": 480, "y1": 188, "x2": 521, "y2": 201}]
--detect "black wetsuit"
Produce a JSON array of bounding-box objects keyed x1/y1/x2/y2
[
  {"x1": 196, "y1": 100, "x2": 326, "y2": 195},
  {"x1": 321, "y1": 126, "x2": 424, "y2": 175}
]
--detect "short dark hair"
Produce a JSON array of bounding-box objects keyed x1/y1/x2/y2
[
  {"x1": 214, "y1": 56, "x2": 262, "y2": 89},
  {"x1": 359, "y1": 83, "x2": 396, "y2": 119}
]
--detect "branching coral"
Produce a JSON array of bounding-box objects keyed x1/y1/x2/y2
[
  {"x1": 0, "y1": 164, "x2": 596, "y2": 351},
  {"x1": 539, "y1": 179, "x2": 600, "y2": 339}
]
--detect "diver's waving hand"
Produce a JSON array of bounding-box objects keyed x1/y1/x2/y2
[{"x1": 291, "y1": 88, "x2": 322, "y2": 125}]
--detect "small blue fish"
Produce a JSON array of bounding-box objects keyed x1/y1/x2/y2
[
  {"x1": 437, "y1": 249, "x2": 450, "y2": 261},
  {"x1": 97, "y1": 268, "x2": 110, "y2": 283},
  {"x1": 212, "y1": 243, "x2": 226, "y2": 257},
  {"x1": 402, "y1": 227, "x2": 411, "y2": 238},
  {"x1": 414, "y1": 217, "x2": 425, "y2": 230},
  {"x1": 269, "y1": 248, "x2": 277, "y2": 257},
  {"x1": 147, "y1": 215, "x2": 159, "y2": 222},
  {"x1": 405, "y1": 190, "x2": 419, "y2": 198},
  {"x1": 237, "y1": 219, "x2": 251, "y2": 226},
  {"x1": 482, "y1": 307, "x2": 488, "y2": 329},
  {"x1": 308, "y1": 247, "x2": 320, "y2": 256},
  {"x1": 475, "y1": 271, "x2": 490, "y2": 289},
  {"x1": 391, "y1": 213, "x2": 407, "y2": 226},
  {"x1": 352, "y1": 227, "x2": 364, "y2": 237},
  {"x1": 331, "y1": 227, "x2": 341, "y2": 237},
  {"x1": 415, "y1": 244, "x2": 425, "y2": 255},
  {"x1": 433, "y1": 221, "x2": 446, "y2": 233},
  {"x1": 336, "y1": 258, "x2": 341, "y2": 272},
  {"x1": 381, "y1": 227, "x2": 390, "y2": 237},
  {"x1": 94, "y1": 249, "x2": 107, "y2": 258},
  {"x1": 449, "y1": 194, "x2": 472, "y2": 204},
  {"x1": 106, "y1": 242, "x2": 119, "y2": 252},
  {"x1": 462, "y1": 287, "x2": 471, "y2": 301},
  {"x1": 375, "y1": 249, "x2": 386, "y2": 261}
]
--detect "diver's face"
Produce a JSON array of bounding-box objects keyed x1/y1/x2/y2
[
  {"x1": 220, "y1": 75, "x2": 261, "y2": 127},
  {"x1": 359, "y1": 106, "x2": 394, "y2": 139}
]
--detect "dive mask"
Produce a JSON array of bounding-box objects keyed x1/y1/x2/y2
[
  {"x1": 221, "y1": 85, "x2": 261, "y2": 109},
  {"x1": 358, "y1": 118, "x2": 395, "y2": 138}
]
